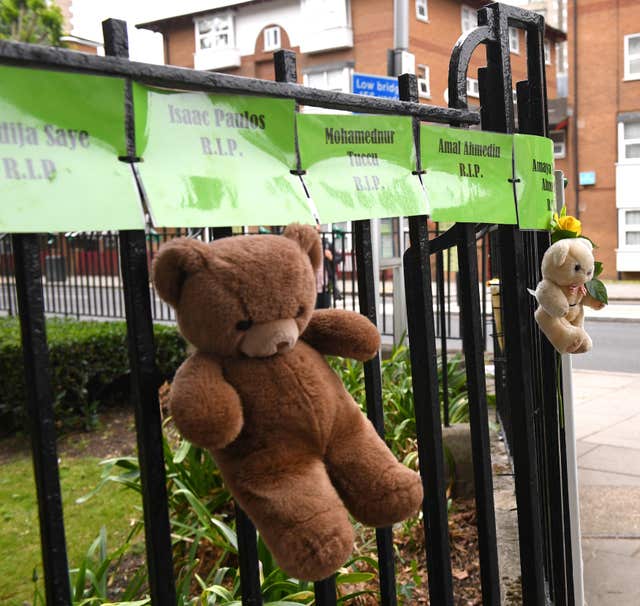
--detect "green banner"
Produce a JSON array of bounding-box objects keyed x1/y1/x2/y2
[
  {"x1": 133, "y1": 85, "x2": 313, "y2": 227},
  {"x1": 297, "y1": 114, "x2": 427, "y2": 222},
  {"x1": 420, "y1": 125, "x2": 517, "y2": 224},
  {"x1": 0, "y1": 66, "x2": 143, "y2": 232},
  {"x1": 514, "y1": 134, "x2": 555, "y2": 230}
]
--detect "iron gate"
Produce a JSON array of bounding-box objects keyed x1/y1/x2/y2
[{"x1": 3, "y1": 3, "x2": 574, "y2": 605}]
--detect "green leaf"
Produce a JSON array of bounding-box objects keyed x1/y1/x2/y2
[
  {"x1": 593, "y1": 261, "x2": 603, "y2": 278},
  {"x1": 585, "y1": 278, "x2": 608, "y2": 305},
  {"x1": 551, "y1": 229, "x2": 577, "y2": 243},
  {"x1": 335, "y1": 572, "x2": 375, "y2": 584}
]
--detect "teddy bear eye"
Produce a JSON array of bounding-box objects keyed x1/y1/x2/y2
[
  {"x1": 574, "y1": 264, "x2": 581, "y2": 272},
  {"x1": 296, "y1": 305, "x2": 306, "y2": 318},
  {"x1": 236, "y1": 319, "x2": 253, "y2": 331}
]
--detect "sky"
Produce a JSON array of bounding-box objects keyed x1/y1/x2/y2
[{"x1": 70, "y1": 0, "x2": 231, "y2": 63}]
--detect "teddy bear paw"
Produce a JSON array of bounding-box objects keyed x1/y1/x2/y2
[{"x1": 277, "y1": 524, "x2": 354, "y2": 581}]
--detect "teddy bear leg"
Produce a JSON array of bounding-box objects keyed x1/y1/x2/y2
[
  {"x1": 228, "y1": 456, "x2": 354, "y2": 581},
  {"x1": 572, "y1": 329, "x2": 592, "y2": 354},
  {"x1": 326, "y1": 406, "x2": 423, "y2": 527},
  {"x1": 535, "y1": 309, "x2": 585, "y2": 354}
]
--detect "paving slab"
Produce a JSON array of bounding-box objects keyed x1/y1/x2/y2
[
  {"x1": 578, "y1": 445, "x2": 640, "y2": 477},
  {"x1": 580, "y1": 486, "x2": 640, "y2": 535},
  {"x1": 576, "y1": 440, "x2": 600, "y2": 458},
  {"x1": 582, "y1": 415, "x2": 640, "y2": 450},
  {"x1": 579, "y1": 469, "x2": 640, "y2": 488},
  {"x1": 582, "y1": 541, "x2": 640, "y2": 606}
]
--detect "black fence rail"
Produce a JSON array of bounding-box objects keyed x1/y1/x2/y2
[{"x1": 2, "y1": 4, "x2": 575, "y2": 606}]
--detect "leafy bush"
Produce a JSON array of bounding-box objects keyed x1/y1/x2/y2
[{"x1": 0, "y1": 317, "x2": 186, "y2": 434}]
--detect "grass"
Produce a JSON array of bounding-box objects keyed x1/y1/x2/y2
[{"x1": 0, "y1": 451, "x2": 141, "y2": 605}]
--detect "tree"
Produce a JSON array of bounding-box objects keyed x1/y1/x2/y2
[{"x1": 0, "y1": 0, "x2": 64, "y2": 46}]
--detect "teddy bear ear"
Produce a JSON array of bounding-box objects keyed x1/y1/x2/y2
[
  {"x1": 549, "y1": 239, "x2": 571, "y2": 266},
  {"x1": 152, "y1": 237, "x2": 209, "y2": 307},
  {"x1": 282, "y1": 223, "x2": 323, "y2": 271}
]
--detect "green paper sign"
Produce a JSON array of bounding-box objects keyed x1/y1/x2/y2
[
  {"x1": 514, "y1": 134, "x2": 555, "y2": 230},
  {"x1": 297, "y1": 114, "x2": 427, "y2": 222},
  {"x1": 0, "y1": 66, "x2": 143, "y2": 233},
  {"x1": 420, "y1": 125, "x2": 517, "y2": 224},
  {"x1": 133, "y1": 85, "x2": 313, "y2": 227}
]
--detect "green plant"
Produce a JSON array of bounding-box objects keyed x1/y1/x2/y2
[
  {"x1": 329, "y1": 340, "x2": 470, "y2": 459},
  {"x1": 0, "y1": 0, "x2": 64, "y2": 46},
  {"x1": 81, "y1": 424, "x2": 378, "y2": 605},
  {"x1": 0, "y1": 317, "x2": 186, "y2": 434}
]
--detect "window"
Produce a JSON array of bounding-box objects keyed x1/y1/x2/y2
[
  {"x1": 544, "y1": 40, "x2": 551, "y2": 65},
  {"x1": 461, "y1": 5, "x2": 476, "y2": 34},
  {"x1": 304, "y1": 68, "x2": 349, "y2": 92},
  {"x1": 417, "y1": 64, "x2": 430, "y2": 98},
  {"x1": 550, "y1": 131, "x2": 566, "y2": 158},
  {"x1": 509, "y1": 27, "x2": 520, "y2": 54},
  {"x1": 619, "y1": 121, "x2": 640, "y2": 161},
  {"x1": 263, "y1": 26, "x2": 281, "y2": 51},
  {"x1": 622, "y1": 210, "x2": 640, "y2": 246},
  {"x1": 416, "y1": 0, "x2": 428, "y2": 22},
  {"x1": 466, "y1": 77, "x2": 479, "y2": 98},
  {"x1": 624, "y1": 33, "x2": 640, "y2": 80},
  {"x1": 196, "y1": 13, "x2": 234, "y2": 50}
]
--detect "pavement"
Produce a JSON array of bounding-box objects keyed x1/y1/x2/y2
[{"x1": 570, "y1": 281, "x2": 640, "y2": 605}]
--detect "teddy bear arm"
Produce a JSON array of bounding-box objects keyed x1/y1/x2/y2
[
  {"x1": 169, "y1": 353, "x2": 244, "y2": 450},
  {"x1": 535, "y1": 279, "x2": 569, "y2": 317},
  {"x1": 582, "y1": 291, "x2": 606, "y2": 310},
  {"x1": 301, "y1": 309, "x2": 380, "y2": 361}
]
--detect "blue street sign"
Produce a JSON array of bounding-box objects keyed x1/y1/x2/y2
[{"x1": 352, "y1": 73, "x2": 399, "y2": 100}]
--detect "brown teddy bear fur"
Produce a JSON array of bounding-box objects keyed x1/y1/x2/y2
[
  {"x1": 534, "y1": 238, "x2": 605, "y2": 354},
  {"x1": 152, "y1": 224, "x2": 423, "y2": 581}
]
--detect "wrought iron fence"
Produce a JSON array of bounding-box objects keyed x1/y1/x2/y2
[{"x1": 2, "y1": 3, "x2": 575, "y2": 606}]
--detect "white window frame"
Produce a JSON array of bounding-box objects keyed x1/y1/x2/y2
[
  {"x1": 417, "y1": 64, "x2": 430, "y2": 98},
  {"x1": 263, "y1": 25, "x2": 281, "y2": 52},
  {"x1": 195, "y1": 12, "x2": 234, "y2": 51},
  {"x1": 544, "y1": 40, "x2": 551, "y2": 65},
  {"x1": 624, "y1": 33, "x2": 640, "y2": 81},
  {"x1": 461, "y1": 5, "x2": 476, "y2": 34},
  {"x1": 550, "y1": 130, "x2": 566, "y2": 159},
  {"x1": 416, "y1": 0, "x2": 428, "y2": 22},
  {"x1": 303, "y1": 67, "x2": 351, "y2": 92},
  {"x1": 509, "y1": 27, "x2": 520, "y2": 54},
  {"x1": 619, "y1": 209, "x2": 640, "y2": 249},
  {"x1": 466, "y1": 77, "x2": 479, "y2": 98},
  {"x1": 618, "y1": 120, "x2": 640, "y2": 163}
]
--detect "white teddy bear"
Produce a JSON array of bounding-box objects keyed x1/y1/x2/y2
[{"x1": 534, "y1": 238, "x2": 605, "y2": 354}]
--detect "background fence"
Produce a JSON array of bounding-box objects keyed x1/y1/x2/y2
[{"x1": 0, "y1": 227, "x2": 493, "y2": 346}]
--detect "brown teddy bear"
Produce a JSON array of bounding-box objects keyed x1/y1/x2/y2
[
  {"x1": 534, "y1": 238, "x2": 605, "y2": 354},
  {"x1": 152, "y1": 223, "x2": 423, "y2": 581}
]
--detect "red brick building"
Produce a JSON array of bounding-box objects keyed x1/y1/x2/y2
[
  {"x1": 137, "y1": 0, "x2": 567, "y2": 260},
  {"x1": 563, "y1": 0, "x2": 640, "y2": 278}
]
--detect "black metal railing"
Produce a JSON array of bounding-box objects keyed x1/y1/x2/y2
[{"x1": 2, "y1": 3, "x2": 574, "y2": 605}]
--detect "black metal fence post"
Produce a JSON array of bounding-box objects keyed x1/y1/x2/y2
[
  {"x1": 447, "y1": 24, "x2": 502, "y2": 605},
  {"x1": 102, "y1": 18, "x2": 177, "y2": 606},
  {"x1": 12, "y1": 233, "x2": 72, "y2": 605},
  {"x1": 353, "y1": 218, "x2": 398, "y2": 606},
  {"x1": 400, "y1": 73, "x2": 454, "y2": 606},
  {"x1": 479, "y1": 5, "x2": 548, "y2": 604}
]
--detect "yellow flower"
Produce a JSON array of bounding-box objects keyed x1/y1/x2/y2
[{"x1": 553, "y1": 213, "x2": 582, "y2": 236}]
